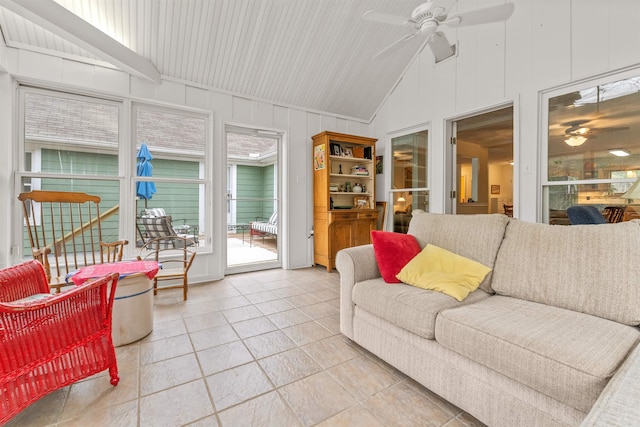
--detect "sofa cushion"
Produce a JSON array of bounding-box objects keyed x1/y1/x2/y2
[
  {"x1": 370, "y1": 230, "x2": 421, "y2": 283},
  {"x1": 492, "y1": 220, "x2": 640, "y2": 325},
  {"x1": 352, "y1": 277, "x2": 490, "y2": 340},
  {"x1": 407, "y1": 213, "x2": 508, "y2": 293},
  {"x1": 435, "y1": 296, "x2": 640, "y2": 413},
  {"x1": 268, "y1": 211, "x2": 278, "y2": 224},
  {"x1": 396, "y1": 244, "x2": 491, "y2": 301}
]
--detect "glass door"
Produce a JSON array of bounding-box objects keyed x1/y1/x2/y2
[
  {"x1": 225, "y1": 126, "x2": 281, "y2": 272},
  {"x1": 448, "y1": 106, "x2": 514, "y2": 216}
]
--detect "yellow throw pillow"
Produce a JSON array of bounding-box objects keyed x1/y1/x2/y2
[{"x1": 396, "y1": 244, "x2": 491, "y2": 301}]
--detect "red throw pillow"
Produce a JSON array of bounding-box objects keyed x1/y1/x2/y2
[{"x1": 371, "y1": 230, "x2": 421, "y2": 283}]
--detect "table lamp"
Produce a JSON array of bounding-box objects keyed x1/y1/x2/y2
[{"x1": 622, "y1": 177, "x2": 640, "y2": 203}]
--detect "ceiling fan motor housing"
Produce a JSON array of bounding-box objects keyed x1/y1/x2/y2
[{"x1": 411, "y1": 2, "x2": 435, "y2": 21}]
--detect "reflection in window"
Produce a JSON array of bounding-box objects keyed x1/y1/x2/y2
[
  {"x1": 545, "y1": 74, "x2": 640, "y2": 222},
  {"x1": 392, "y1": 190, "x2": 428, "y2": 234},
  {"x1": 391, "y1": 131, "x2": 428, "y2": 233}
]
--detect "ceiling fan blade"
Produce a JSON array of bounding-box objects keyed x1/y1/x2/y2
[
  {"x1": 446, "y1": 3, "x2": 514, "y2": 27},
  {"x1": 373, "y1": 32, "x2": 419, "y2": 59},
  {"x1": 363, "y1": 10, "x2": 409, "y2": 26},
  {"x1": 428, "y1": 31, "x2": 456, "y2": 63}
]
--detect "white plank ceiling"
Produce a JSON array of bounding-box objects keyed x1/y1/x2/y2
[{"x1": 0, "y1": 0, "x2": 440, "y2": 121}]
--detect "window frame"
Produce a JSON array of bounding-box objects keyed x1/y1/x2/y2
[
  {"x1": 14, "y1": 85, "x2": 212, "y2": 260},
  {"x1": 540, "y1": 68, "x2": 640, "y2": 222}
]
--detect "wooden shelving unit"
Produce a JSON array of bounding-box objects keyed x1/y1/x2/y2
[{"x1": 312, "y1": 131, "x2": 378, "y2": 271}]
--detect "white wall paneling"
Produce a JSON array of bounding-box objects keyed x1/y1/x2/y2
[
  {"x1": 371, "y1": 0, "x2": 640, "y2": 223},
  {"x1": 0, "y1": 45, "x2": 370, "y2": 278}
]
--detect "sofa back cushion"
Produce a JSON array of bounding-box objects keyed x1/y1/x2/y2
[
  {"x1": 407, "y1": 213, "x2": 509, "y2": 293},
  {"x1": 492, "y1": 220, "x2": 640, "y2": 325}
]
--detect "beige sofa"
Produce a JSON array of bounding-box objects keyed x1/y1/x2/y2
[{"x1": 336, "y1": 212, "x2": 640, "y2": 426}]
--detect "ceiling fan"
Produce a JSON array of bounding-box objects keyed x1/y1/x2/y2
[
  {"x1": 562, "y1": 119, "x2": 629, "y2": 147},
  {"x1": 363, "y1": 1, "x2": 515, "y2": 63}
]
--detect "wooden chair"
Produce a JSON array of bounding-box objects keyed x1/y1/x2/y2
[
  {"x1": 603, "y1": 206, "x2": 626, "y2": 223},
  {"x1": 18, "y1": 190, "x2": 128, "y2": 292},
  {"x1": 138, "y1": 236, "x2": 196, "y2": 300},
  {"x1": 503, "y1": 204, "x2": 514, "y2": 217},
  {"x1": 0, "y1": 260, "x2": 119, "y2": 425}
]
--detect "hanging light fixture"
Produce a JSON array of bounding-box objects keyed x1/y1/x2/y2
[{"x1": 564, "y1": 135, "x2": 587, "y2": 147}]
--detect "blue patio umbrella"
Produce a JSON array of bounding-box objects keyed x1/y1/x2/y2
[{"x1": 136, "y1": 142, "x2": 156, "y2": 208}]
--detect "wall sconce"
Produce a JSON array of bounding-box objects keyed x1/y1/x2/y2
[{"x1": 564, "y1": 135, "x2": 587, "y2": 147}]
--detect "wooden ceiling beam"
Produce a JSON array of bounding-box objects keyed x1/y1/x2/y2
[{"x1": 0, "y1": 0, "x2": 161, "y2": 82}]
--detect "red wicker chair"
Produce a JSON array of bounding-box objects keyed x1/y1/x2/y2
[{"x1": 0, "y1": 260, "x2": 119, "y2": 425}]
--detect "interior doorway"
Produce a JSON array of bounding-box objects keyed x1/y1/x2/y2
[
  {"x1": 225, "y1": 125, "x2": 281, "y2": 273},
  {"x1": 448, "y1": 106, "x2": 514, "y2": 216}
]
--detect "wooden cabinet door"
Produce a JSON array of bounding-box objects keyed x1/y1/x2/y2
[
  {"x1": 331, "y1": 221, "x2": 353, "y2": 258},
  {"x1": 352, "y1": 218, "x2": 374, "y2": 247}
]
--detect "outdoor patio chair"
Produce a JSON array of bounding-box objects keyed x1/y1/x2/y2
[
  {"x1": 250, "y1": 211, "x2": 278, "y2": 247},
  {"x1": 18, "y1": 190, "x2": 129, "y2": 292},
  {"x1": 137, "y1": 216, "x2": 198, "y2": 248},
  {"x1": 0, "y1": 260, "x2": 119, "y2": 425},
  {"x1": 137, "y1": 208, "x2": 198, "y2": 246},
  {"x1": 137, "y1": 236, "x2": 196, "y2": 300}
]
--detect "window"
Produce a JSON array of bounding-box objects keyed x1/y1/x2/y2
[
  {"x1": 543, "y1": 73, "x2": 640, "y2": 223},
  {"x1": 18, "y1": 89, "x2": 121, "y2": 248},
  {"x1": 133, "y1": 104, "x2": 207, "y2": 246},
  {"x1": 390, "y1": 130, "x2": 428, "y2": 233},
  {"x1": 23, "y1": 90, "x2": 119, "y2": 176},
  {"x1": 16, "y1": 87, "x2": 210, "y2": 259}
]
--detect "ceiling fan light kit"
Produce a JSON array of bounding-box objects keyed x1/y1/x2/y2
[
  {"x1": 363, "y1": 1, "x2": 514, "y2": 63},
  {"x1": 564, "y1": 135, "x2": 587, "y2": 147}
]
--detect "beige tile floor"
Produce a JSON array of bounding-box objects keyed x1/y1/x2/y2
[{"x1": 8, "y1": 267, "x2": 485, "y2": 427}]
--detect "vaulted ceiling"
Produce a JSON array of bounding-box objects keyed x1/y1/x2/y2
[{"x1": 0, "y1": 0, "x2": 444, "y2": 121}]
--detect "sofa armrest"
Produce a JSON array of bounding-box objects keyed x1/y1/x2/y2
[
  {"x1": 335, "y1": 244, "x2": 380, "y2": 339},
  {"x1": 581, "y1": 342, "x2": 640, "y2": 426}
]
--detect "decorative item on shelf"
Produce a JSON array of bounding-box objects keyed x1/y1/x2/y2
[
  {"x1": 339, "y1": 164, "x2": 343, "y2": 174},
  {"x1": 351, "y1": 165, "x2": 369, "y2": 176},
  {"x1": 345, "y1": 181, "x2": 352, "y2": 192},
  {"x1": 354, "y1": 196, "x2": 369, "y2": 209},
  {"x1": 330, "y1": 142, "x2": 342, "y2": 156},
  {"x1": 376, "y1": 155, "x2": 383, "y2": 174},
  {"x1": 314, "y1": 144, "x2": 326, "y2": 170},
  {"x1": 343, "y1": 148, "x2": 353, "y2": 157},
  {"x1": 353, "y1": 147, "x2": 365, "y2": 158},
  {"x1": 329, "y1": 183, "x2": 339, "y2": 192},
  {"x1": 352, "y1": 183, "x2": 363, "y2": 193}
]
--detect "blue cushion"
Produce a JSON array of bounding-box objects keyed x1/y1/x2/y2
[{"x1": 567, "y1": 205, "x2": 606, "y2": 225}]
